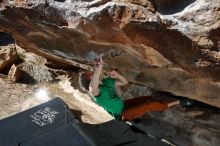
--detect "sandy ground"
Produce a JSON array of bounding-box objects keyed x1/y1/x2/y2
[{"x1": 0, "y1": 74, "x2": 113, "y2": 124}]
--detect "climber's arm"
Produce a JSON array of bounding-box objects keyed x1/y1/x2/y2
[
  {"x1": 89, "y1": 58, "x2": 103, "y2": 96},
  {"x1": 108, "y1": 70, "x2": 129, "y2": 87}
]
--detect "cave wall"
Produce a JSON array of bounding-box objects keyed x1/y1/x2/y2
[{"x1": 0, "y1": 0, "x2": 220, "y2": 107}]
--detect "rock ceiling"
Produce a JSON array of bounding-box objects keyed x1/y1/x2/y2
[{"x1": 0, "y1": 0, "x2": 220, "y2": 107}]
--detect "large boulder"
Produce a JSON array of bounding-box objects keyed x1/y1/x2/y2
[{"x1": 0, "y1": 0, "x2": 219, "y2": 107}]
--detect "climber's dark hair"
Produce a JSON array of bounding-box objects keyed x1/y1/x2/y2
[{"x1": 79, "y1": 72, "x2": 93, "y2": 91}]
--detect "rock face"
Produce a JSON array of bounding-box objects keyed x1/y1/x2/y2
[
  {"x1": 0, "y1": 44, "x2": 17, "y2": 71},
  {"x1": 8, "y1": 64, "x2": 22, "y2": 82},
  {"x1": 135, "y1": 105, "x2": 220, "y2": 146},
  {"x1": 0, "y1": 0, "x2": 220, "y2": 107},
  {"x1": 17, "y1": 52, "x2": 55, "y2": 83}
]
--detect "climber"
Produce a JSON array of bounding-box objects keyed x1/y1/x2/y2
[{"x1": 79, "y1": 57, "x2": 180, "y2": 121}]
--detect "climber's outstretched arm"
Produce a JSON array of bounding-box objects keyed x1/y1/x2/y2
[
  {"x1": 108, "y1": 70, "x2": 129, "y2": 87},
  {"x1": 89, "y1": 58, "x2": 103, "y2": 96}
]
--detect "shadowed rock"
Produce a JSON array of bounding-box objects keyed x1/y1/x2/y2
[
  {"x1": 0, "y1": 44, "x2": 17, "y2": 71},
  {"x1": 0, "y1": 32, "x2": 15, "y2": 46}
]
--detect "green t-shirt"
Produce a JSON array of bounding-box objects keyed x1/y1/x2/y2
[{"x1": 93, "y1": 77, "x2": 124, "y2": 120}]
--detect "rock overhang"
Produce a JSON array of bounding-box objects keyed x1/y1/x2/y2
[{"x1": 0, "y1": 0, "x2": 220, "y2": 108}]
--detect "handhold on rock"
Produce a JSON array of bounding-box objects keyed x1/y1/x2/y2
[
  {"x1": 0, "y1": 45, "x2": 17, "y2": 71},
  {"x1": 8, "y1": 64, "x2": 22, "y2": 82}
]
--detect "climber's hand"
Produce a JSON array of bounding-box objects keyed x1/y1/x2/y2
[
  {"x1": 94, "y1": 55, "x2": 104, "y2": 68},
  {"x1": 108, "y1": 70, "x2": 129, "y2": 86},
  {"x1": 108, "y1": 70, "x2": 120, "y2": 79}
]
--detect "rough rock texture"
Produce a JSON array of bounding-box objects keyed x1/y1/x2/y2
[
  {"x1": 121, "y1": 83, "x2": 155, "y2": 100},
  {"x1": 18, "y1": 52, "x2": 54, "y2": 83},
  {"x1": 0, "y1": 0, "x2": 220, "y2": 107},
  {"x1": 135, "y1": 103, "x2": 220, "y2": 146},
  {"x1": 0, "y1": 44, "x2": 17, "y2": 71},
  {"x1": 8, "y1": 64, "x2": 22, "y2": 82}
]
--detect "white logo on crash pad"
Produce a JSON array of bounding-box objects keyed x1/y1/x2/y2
[{"x1": 30, "y1": 107, "x2": 59, "y2": 126}]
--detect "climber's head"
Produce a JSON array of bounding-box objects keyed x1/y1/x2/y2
[{"x1": 79, "y1": 71, "x2": 94, "y2": 91}]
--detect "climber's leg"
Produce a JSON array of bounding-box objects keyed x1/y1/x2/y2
[{"x1": 122, "y1": 99, "x2": 179, "y2": 121}]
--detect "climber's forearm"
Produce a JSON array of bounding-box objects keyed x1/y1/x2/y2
[
  {"x1": 89, "y1": 65, "x2": 103, "y2": 96},
  {"x1": 115, "y1": 73, "x2": 129, "y2": 86}
]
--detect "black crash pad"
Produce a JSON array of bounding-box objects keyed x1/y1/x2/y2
[
  {"x1": 0, "y1": 98, "x2": 74, "y2": 146},
  {"x1": 0, "y1": 97, "x2": 171, "y2": 146},
  {"x1": 21, "y1": 122, "x2": 90, "y2": 146}
]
